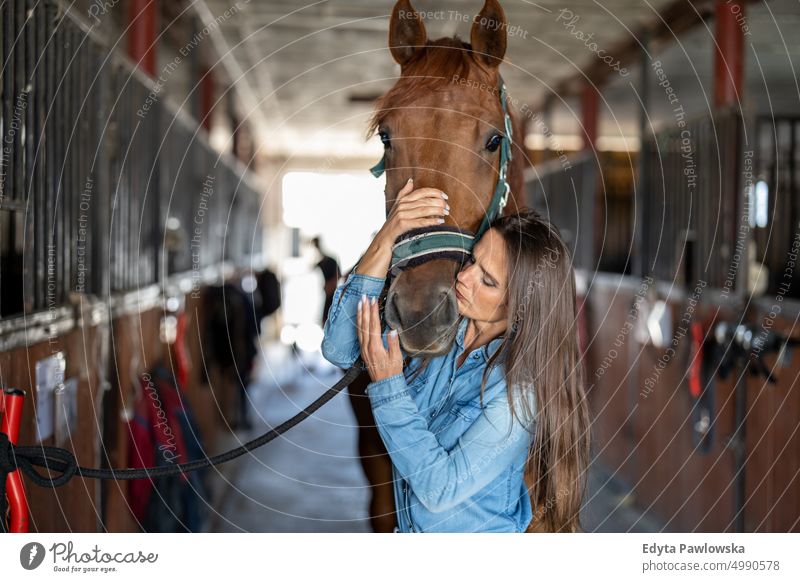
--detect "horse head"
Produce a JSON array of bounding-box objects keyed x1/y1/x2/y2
[{"x1": 368, "y1": 0, "x2": 525, "y2": 356}]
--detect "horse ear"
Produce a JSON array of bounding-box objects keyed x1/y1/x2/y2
[
  {"x1": 470, "y1": 0, "x2": 507, "y2": 68},
  {"x1": 389, "y1": 0, "x2": 427, "y2": 67}
]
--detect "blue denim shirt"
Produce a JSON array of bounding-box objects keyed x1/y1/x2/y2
[{"x1": 321, "y1": 271, "x2": 537, "y2": 533}]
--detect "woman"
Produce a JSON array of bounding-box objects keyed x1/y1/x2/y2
[{"x1": 321, "y1": 178, "x2": 591, "y2": 532}]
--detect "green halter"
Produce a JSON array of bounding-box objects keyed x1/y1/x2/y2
[{"x1": 370, "y1": 76, "x2": 513, "y2": 274}]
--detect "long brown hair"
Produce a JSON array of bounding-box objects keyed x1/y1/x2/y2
[
  {"x1": 495, "y1": 210, "x2": 591, "y2": 533},
  {"x1": 405, "y1": 210, "x2": 591, "y2": 532}
]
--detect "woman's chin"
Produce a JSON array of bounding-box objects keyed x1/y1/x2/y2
[{"x1": 456, "y1": 296, "x2": 469, "y2": 314}]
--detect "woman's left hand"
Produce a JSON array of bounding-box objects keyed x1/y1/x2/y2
[{"x1": 357, "y1": 295, "x2": 403, "y2": 383}]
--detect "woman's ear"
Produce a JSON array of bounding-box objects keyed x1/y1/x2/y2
[{"x1": 470, "y1": 0, "x2": 508, "y2": 68}]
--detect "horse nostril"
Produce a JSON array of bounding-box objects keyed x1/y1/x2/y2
[
  {"x1": 446, "y1": 292, "x2": 458, "y2": 320},
  {"x1": 386, "y1": 292, "x2": 403, "y2": 328},
  {"x1": 436, "y1": 289, "x2": 457, "y2": 323}
]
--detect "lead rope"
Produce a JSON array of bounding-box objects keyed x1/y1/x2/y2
[{"x1": 0, "y1": 360, "x2": 366, "y2": 533}]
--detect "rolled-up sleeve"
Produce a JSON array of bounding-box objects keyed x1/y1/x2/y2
[
  {"x1": 367, "y1": 373, "x2": 536, "y2": 513},
  {"x1": 320, "y1": 271, "x2": 386, "y2": 369}
]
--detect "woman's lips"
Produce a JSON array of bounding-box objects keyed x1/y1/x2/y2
[{"x1": 455, "y1": 287, "x2": 464, "y2": 300}]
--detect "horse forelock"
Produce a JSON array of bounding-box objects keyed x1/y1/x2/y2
[{"x1": 366, "y1": 35, "x2": 490, "y2": 136}]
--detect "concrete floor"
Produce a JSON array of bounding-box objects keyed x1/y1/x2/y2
[{"x1": 205, "y1": 341, "x2": 668, "y2": 533}]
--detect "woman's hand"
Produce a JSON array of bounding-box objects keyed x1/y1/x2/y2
[
  {"x1": 381, "y1": 177, "x2": 450, "y2": 243},
  {"x1": 355, "y1": 178, "x2": 450, "y2": 279},
  {"x1": 357, "y1": 294, "x2": 403, "y2": 383}
]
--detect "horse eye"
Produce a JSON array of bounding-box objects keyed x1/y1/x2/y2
[
  {"x1": 486, "y1": 134, "x2": 503, "y2": 152},
  {"x1": 379, "y1": 131, "x2": 391, "y2": 148}
]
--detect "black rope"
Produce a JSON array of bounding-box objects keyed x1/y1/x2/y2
[{"x1": 1, "y1": 360, "x2": 364, "y2": 532}]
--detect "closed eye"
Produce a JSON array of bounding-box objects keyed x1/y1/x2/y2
[{"x1": 467, "y1": 255, "x2": 496, "y2": 287}]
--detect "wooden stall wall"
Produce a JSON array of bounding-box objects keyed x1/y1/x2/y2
[
  {"x1": 0, "y1": 1, "x2": 265, "y2": 532},
  {"x1": 584, "y1": 276, "x2": 644, "y2": 486},
  {"x1": 523, "y1": 98, "x2": 800, "y2": 531},
  {"x1": 0, "y1": 321, "x2": 103, "y2": 531},
  {"x1": 102, "y1": 307, "x2": 164, "y2": 532},
  {"x1": 744, "y1": 303, "x2": 800, "y2": 532},
  {"x1": 629, "y1": 298, "x2": 739, "y2": 532}
]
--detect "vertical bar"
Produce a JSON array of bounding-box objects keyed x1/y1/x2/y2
[
  {"x1": 200, "y1": 67, "x2": 215, "y2": 132},
  {"x1": 714, "y1": 0, "x2": 745, "y2": 109},
  {"x1": 127, "y1": 0, "x2": 158, "y2": 77},
  {"x1": 151, "y1": 96, "x2": 160, "y2": 285},
  {"x1": 64, "y1": 27, "x2": 74, "y2": 301},
  {"x1": 56, "y1": 12, "x2": 66, "y2": 306},
  {"x1": 580, "y1": 82, "x2": 598, "y2": 152},
  {"x1": 634, "y1": 35, "x2": 650, "y2": 278},
  {"x1": 42, "y1": 0, "x2": 56, "y2": 312},
  {"x1": 22, "y1": 0, "x2": 37, "y2": 315},
  {"x1": 12, "y1": 0, "x2": 23, "y2": 204},
  {"x1": 122, "y1": 79, "x2": 130, "y2": 291},
  {"x1": 1, "y1": 0, "x2": 11, "y2": 206}
]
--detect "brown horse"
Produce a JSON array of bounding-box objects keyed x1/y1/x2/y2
[{"x1": 346, "y1": 0, "x2": 528, "y2": 532}]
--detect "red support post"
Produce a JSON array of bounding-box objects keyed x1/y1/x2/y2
[
  {"x1": 1, "y1": 388, "x2": 28, "y2": 533},
  {"x1": 581, "y1": 82, "x2": 598, "y2": 151},
  {"x1": 127, "y1": 0, "x2": 158, "y2": 77},
  {"x1": 200, "y1": 68, "x2": 215, "y2": 133},
  {"x1": 714, "y1": 0, "x2": 745, "y2": 108}
]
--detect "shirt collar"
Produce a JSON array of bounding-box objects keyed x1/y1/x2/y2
[{"x1": 455, "y1": 317, "x2": 506, "y2": 362}]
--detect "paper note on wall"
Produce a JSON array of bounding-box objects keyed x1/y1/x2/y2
[
  {"x1": 54, "y1": 377, "x2": 78, "y2": 446},
  {"x1": 35, "y1": 353, "x2": 65, "y2": 443}
]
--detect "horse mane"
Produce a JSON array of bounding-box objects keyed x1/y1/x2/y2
[{"x1": 366, "y1": 34, "x2": 528, "y2": 213}]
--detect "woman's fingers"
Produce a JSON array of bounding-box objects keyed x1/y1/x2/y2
[
  {"x1": 387, "y1": 329, "x2": 401, "y2": 362},
  {"x1": 362, "y1": 295, "x2": 373, "y2": 354},
  {"x1": 390, "y1": 206, "x2": 449, "y2": 234},
  {"x1": 357, "y1": 295, "x2": 367, "y2": 354},
  {"x1": 401, "y1": 186, "x2": 447, "y2": 204},
  {"x1": 400, "y1": 198, "x2": 449, "y2": 217},
  {"x1": 368, "y1": 299, "x2": 382, "y2": 355},
  {"x1": 396, "y1": 178, "x2": 415, "y2": 200},
  {"x1": 396, "y1": 203, "x2": 450, "y2": 226},
  {"x1": 386, "y1": 186, "x2": 450, "y2": 240}
]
